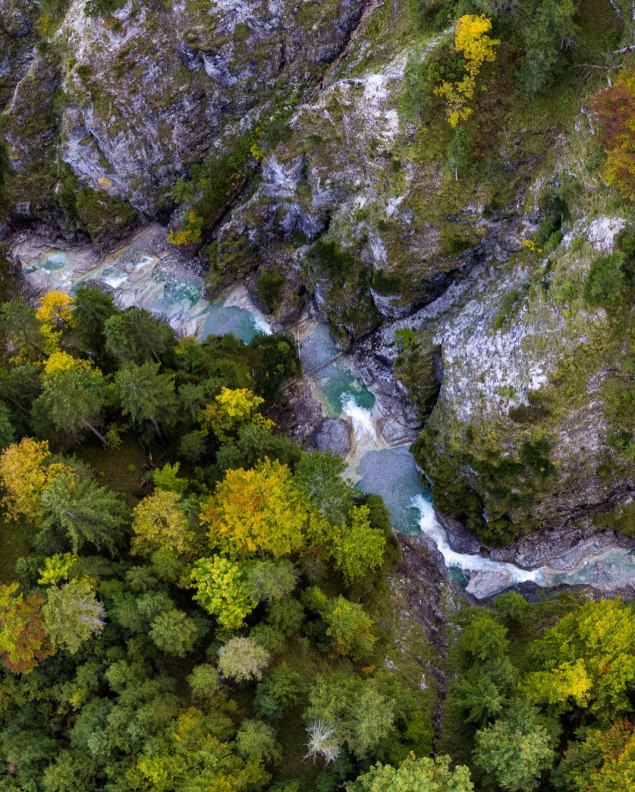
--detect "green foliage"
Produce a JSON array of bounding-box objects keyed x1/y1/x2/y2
[
  {"x1": 459, "y1": 614, "x2": 509, "y2": 662},
  {"x1": 114, "y1": 361, "x2": 177, "y2": 436},
  {"x1": 515, "y1": 0, "x2": 578, "y2": 97},
  {"x1": 255, "y1": 665, "x2": 304, "y2": 720},
  {"x1": 38, "y1": 470, "x2": 128, "y2": 555},
  {"x1": 522, "y1": 598, "x2": 635, "y2": 723},
  {"x1": 306, "y1": 588, "x2": 377, "y2": 661},
  {"x1": 71, "y1": 285, "x2": 117, "y2": 358},
  {"x1": 295, "y1": 451, "x2": 354, "y2": 525},
  {"x1": 191, "y1": 555, "x2": 256, "y2": 630},
  {"x1": 331, "y1": 505, "x2": 386, "y2": 585},
  {"x1": 103, "y1": 308, "x2": 175, "y2": 365},
  {"x1": 149, "y1": 609, "x2": 199, "y2": 657},
  {"x1": 33, "y1": 365, "x2": 108, "y2": 446},
  {"x1": 306, "y1": 673, "x2": 396, "y2": 760},
  {"x1": 188, "y1": 664, "x2": 220, "y2": 702},
  {"x1": 446, "y1": 127, "x2": 471, "y2": 181},
  {"x1": 348, "y1": 753, "x2": 474, "y2": 791},
  {"x1": 474, "y1": 701, "x2": 556, "y2": 791},
  {"x1": 236, "y1": 720, "x2": 281, "y2": 764},
  {"x1": 584, "y1": 253, "x2": 626, "y2": 308},
  {"x1": 42, "y1": 578, "x2": 105, "y2": 654},
  {"x1": 257, "y1": 268, "x2": 286, "y2": 313}
]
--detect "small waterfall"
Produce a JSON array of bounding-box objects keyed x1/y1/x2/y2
[
  {"x1": 15, "y1": 223, "x2": 635, "y2": 600},
  {"x1": 411, "y1": 496, "x2": 540, "y2": 595},
  {"x1": 341, "y1": 393, "x2": 377, "y2": 443}
]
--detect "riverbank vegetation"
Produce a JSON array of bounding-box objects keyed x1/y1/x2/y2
[{"x1": 0, "y1": 287, "x2": 633, "y2": 790}]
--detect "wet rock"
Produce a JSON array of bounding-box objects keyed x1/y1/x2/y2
[
  {"x1": 465, "y1": 569, "x2": 515, "y2": 599},
  {"x1": 437, "y1": 513, "x2": 482, "y2": 555},
  {"x1": 310, "y1": 418, "x2": 351, "y2": 456},
  {"x1": 491, "y1": 525, "x2": 635, "y2": 570}
]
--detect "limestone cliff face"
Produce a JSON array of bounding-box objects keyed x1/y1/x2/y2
[{"x1": 1, "y1": 0, "x2": 367, "y2": 231}]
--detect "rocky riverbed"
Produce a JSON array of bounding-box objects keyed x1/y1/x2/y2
[{"x1": 11, "y1": 223, "x2": 635, "y2": 601}]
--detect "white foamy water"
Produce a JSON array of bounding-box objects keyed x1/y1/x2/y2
[
  {"x1": 412, "y1": 495, "x2": 540, "y2": 592},
  {"x1": 341, "y1": 393, "x2": 377, "y2": 443},
  {"x1": 14, "y1": 224, "x2": 635, "y2": 599}
]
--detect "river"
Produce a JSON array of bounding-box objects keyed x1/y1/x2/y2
[{"x1": 12, "y1": 224, "x2": 635, "y2": 599}]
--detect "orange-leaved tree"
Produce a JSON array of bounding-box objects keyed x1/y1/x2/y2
[
  {"x1": 593, "y1": 68, "x2": 635, "y2": 200},
  {"x1": 0, "y1": 583, "x2": 54, "y2": 673}
]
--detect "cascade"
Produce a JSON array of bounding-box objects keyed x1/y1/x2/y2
[{"x1": 15, "y1": 228, "x2": 635, "y2": 599}]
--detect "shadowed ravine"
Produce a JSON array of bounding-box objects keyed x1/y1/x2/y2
[{"x1": 14, "y1": 225, "x2": 635, "y2": 599}]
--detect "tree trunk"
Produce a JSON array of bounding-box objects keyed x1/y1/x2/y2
[{"x1": 84, "y1": 420, "x2": 107, "y2": 445}]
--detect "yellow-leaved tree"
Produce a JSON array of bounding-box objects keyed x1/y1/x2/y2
[
  {"x1": 435, "y1": 14, "x2": 500, "y2": 127},
  {"x1": 131, "y1": 490, "x2": 196, "y2": 557},
  {"x1": 36, "y1": 291, "x2": 74, "y2": 355},
  {"x1": 200, "y1": 457, "x2": 307, "y2": 557},
  {"x1": 200, "y1": 387, "x2": 274, "y2": 442},
  {"x1": 0, "y1": 438, "x2": 70, "y2": 523}
]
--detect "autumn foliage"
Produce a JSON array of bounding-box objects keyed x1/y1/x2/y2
[
  {"x1": 0, "y1": 438, "x2": 69, "y2": 523},
  {"x1": 200, "y1": 458, "x2": 307, "y2": 557},
  {"x1": 0, "y1": 583, "x2": 53, "y2": 673},
  {"x1": 593, "y1": 69, "x2": 635, "y2": 200},
  {"x1": 435, "y1": 14, "x2": 500, "y2": 127}
]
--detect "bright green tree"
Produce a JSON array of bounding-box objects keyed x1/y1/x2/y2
[
  {"x1": 42, "y1": 578, "x2": 105, "y2": 654},
  {"x1": 190, "y1": 556, "x2": 256, "y2": 630},
  {"x1": 323, "y1": 595, "x2": 377, "y2": 661},
  {"x1": 522, "y1": 599, "x2": 635, "y2": 723},
  {"x1": 331, "y1": 505, "x2": 386, "y2": 585},
  {"x1": 347, "y1": 753, "x2": 474, "y2": 791},
  {"x1": 474, "y1": 701, "x2": 556, "y2": 792}
]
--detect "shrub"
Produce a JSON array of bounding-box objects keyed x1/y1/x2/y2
[{"x1": 584, "y1": 253, "x2": 625, "y2": 308}]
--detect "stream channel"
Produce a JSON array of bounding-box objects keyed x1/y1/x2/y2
[{"x1": 13, "y1": 225, "x2": 635, "y2": 599}]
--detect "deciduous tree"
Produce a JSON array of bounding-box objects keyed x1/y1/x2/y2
[
  {"x1": 474, "y1": 701, "x2": 556, "y2": 792},
  {"x1": 42, "y1": 578, "x2": 105, "y2": 654},
  {"x1": 0, "y1": 583, "x2": 53, "y2": 673},
  {"x1": 131, "y1": 490, "x2": 194, "y2": 557},
  {"x1": 434, "y1": 15, "x2": 499, "y2": 127},
  {"x1": 0, "y1": 438, "x2": 69, "y2": 523},
  {"x1": 331, "y1": 505, "x2": 386, "y2": 585},
  {"x1": 347, "y1": 753, "x2": 473, "y2": 791},
  {"x1": 190, "y1": 556, "x2": 256, "y2": 630},
  {"x1": 200, "y1": 386, "x2": 273, "y2": 442},
  {"x1": 522, "y1": 599, "x2": 635, "y2": 723},
  {"x1": 200, "y1": 458, "x2": 307, "y2": 558},
  {"x1": 217, "y1": 636, "x2": 270, "y2": 683}
]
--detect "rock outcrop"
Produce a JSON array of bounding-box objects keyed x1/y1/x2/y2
[{"x1": 2, "y1": 0, "x2": 369, "y2": 233}]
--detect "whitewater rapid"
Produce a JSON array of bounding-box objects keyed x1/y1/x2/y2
[{"x1": 14, "y1": 226, "x2": 635, "y2": 599}]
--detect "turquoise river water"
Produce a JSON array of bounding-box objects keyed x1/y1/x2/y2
[{"x1": 17, "y1": 229, "x2": 635, "y2": 599}]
